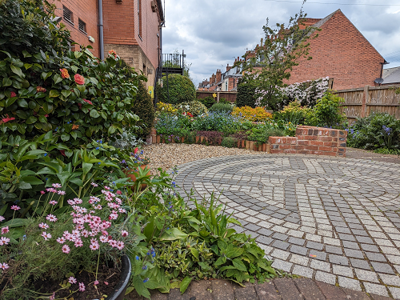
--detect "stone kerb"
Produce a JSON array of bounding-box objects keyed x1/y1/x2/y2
[{"x1": 269, "y1": 126, "x2": 347, "y2": 157}]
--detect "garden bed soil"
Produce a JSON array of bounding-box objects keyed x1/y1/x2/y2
[{"x1": 34, "y1": 263, "x2": 121, "y2": 299}]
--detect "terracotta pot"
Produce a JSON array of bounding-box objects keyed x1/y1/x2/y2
[
  {"x1": 237, "y1": 140, "x2": 241, "y2": 148},
  {"x1": 124, "y1": 165, "x2": 151, "y2": 190},
  {"x1": 156, "y1": 135, "x2": 161, "y2": 143},
  {"x1": 196, "y1": 136, "x2": 200, "y2": 143},
  {"x1": 262, "y1": 143, "x2": 267, "y2": 152},
  {"x1": 266, "y1": 143, "x2": 271, "y2": 153},
  {"x1": 181, "y1": 137, "x2": 185, "y2": 143}
]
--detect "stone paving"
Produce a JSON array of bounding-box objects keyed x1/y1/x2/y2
[{"x1": 173, "y1": 155, "x2": 400, "y2": 298}]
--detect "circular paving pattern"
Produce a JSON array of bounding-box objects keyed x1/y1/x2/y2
[{"x1": 174, "y1": 155, "x2": 400, "y2": 298}]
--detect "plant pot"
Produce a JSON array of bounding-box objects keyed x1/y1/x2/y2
[
  {"x1": 181, "y1": 137, "x2": 185, "y2": 143},
  {"x1": 196, "y1": 136, "x2": 200, "y2": 143},
  {"x1": 262, "y1": 143, "x2": 267, "y2": 152},
  {"x1": 266, "y1": 143, "x2": 271, "y2": 153},
  {"x1": 108, "y1": 255, "x2": 132, "y2": 300},
  {"x1": 156, "y1": 135, "x2": 161, "y2": 143},
  {"x1": 125, "y1": 165, "x2": 151, "y2": 190}
]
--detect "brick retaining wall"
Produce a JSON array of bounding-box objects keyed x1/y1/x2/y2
[{"x1": 269, "y1": 126, "x2": 347, "y2": 157}]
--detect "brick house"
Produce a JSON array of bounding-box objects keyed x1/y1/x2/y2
[
  {"x1": 202, "y1": 9, "x2": 386, "y2": 92},
  {"x1": 288, "y1": 9, "x2": 387, "y2": 90},
  {"x1": 52, "y1": 0, "x2": 164, "y2": 90}
]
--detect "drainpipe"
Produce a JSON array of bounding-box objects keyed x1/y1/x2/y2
[{"x1": 98, "y1": 0, "x2": 104, "y2": 60}]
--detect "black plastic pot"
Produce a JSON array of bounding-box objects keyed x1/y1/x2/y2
[{"x1": 107, "y1": 255, "x2": 132, "y2": 300}]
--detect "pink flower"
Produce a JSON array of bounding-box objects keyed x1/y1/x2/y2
[
  {"x1": 104, "y1": 281, "x2": 109, "y2": 285},
  {"x1": 62, "y1": 244, "x2": 70, "y2": 254},
  {"x1": 0, "y1": 263, "x2": 9, "y2": 270},
  {"x1": 94, "y1": 280, "x2": 99, "y2": 285},
  {"x1": 83, "y1": 99, "x2": 93, "y2": 105},
  {"x1": 46, "y1": 214, "x2": 57, "y2": 222},
  {"x1": 116, "y1": 190, "x2": 122, "y2": 195},
  {"x1": 40, "y1": 191, "x2": 46, "y2": 195},
  {"x1": 0, "y1": 216, "x2": 4, "y2": 222},
  {"x1": 2, "y1": 115, "x2": 16, "y2": 123},
  {"x1": 0, "y1": 237, "x2": 10, "y2": 245},
  {"x1": 39, "y1": 223, "x2": 49, "y2": 229},
  {"x1": 56, "y1": 237, "x2": 66, "y2": 244},
  {"x1": 10, "y1": 205, "x2": 20, "y2": 211},
  {"x1": 100, "y1": 236, "x2": 108, "y2": 243},
  {"x1": 10, "y1": 92, "x2": 16, "y2": 98},
  {"x1": 74, "y1": 74, "x2": 85, "y2": 85},
  {"x1": 91, "y1": 182, "x2": 98, "y2": 187},
  {"x1": 116, "y1": 241, "x2": 124, "y2": 250},
  {"x1": 69, "y1": 276, "x2": 77, "y2": 284},
  {"x1": 74, "y1": 239, "x2": 83, "y2": 247},
  {"x1": 52, "y1": 183, "x2": 62, "y2": 189},
  {"x1": 1, "y1": 227, "x2": 9, "y2": 234},
  {"x1": 79, "y1": 282, "x2": 85, "y2": 292},
  {"x1": 49, "y1": 200, "x2": 58, "y2": 206},
  {"x1": 57, "y1": 190, "x2": 66, "y2": 195},
  {"x1": 89, "y1": 243, "x2": 99, "y2": 251},
  {"x1": 121, "y1": 230, "x2": 128, "y2": 237},
  {"x1": 49, "y1": 293, "x2": 55, "y2": 300},
  {"x1": 41, "y1": 232, "x2": 52, "y2": 240},
  {"x1": 134, "y1": 147, "x2": 139, "y2": 154}
]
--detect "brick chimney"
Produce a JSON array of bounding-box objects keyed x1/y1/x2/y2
[
  {"x1": 216, "y1": 69, "x2": 222, "y2": 83},
  {"x1": 226, "y1": 64, "x2": 232, "y2": 72}
]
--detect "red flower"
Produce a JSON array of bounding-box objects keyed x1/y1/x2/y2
[
  {"x1": 60, "y1": 150, "x2": 66, "y2": 157},
  {"x1": 10, "y1": 92, "x2": 16, "y2": 98},
  {"x1": 83, "y1": 99, "x2": 93, "y2": 105},
  {"x1": 74, "y1": 74, "x2": 85, "y2": 85},
  {"x1": 134, "y1": 147, "x2": 139, "y2": 154},
  {"x1": 36, "y1": 86, "x2": 47, "y2": 93},
  {"x1": 108, "y1": 50, "x2": 117, "y2": 57},
  {"x1": 116, "y1": 190, "x2": 122, "y2": 195},
  {"x1": 1, "y1": 115, "x2": 15, "y2": 123},
  {"x1": 60, "y1": 68, "x2": 70, "y2": 79}
]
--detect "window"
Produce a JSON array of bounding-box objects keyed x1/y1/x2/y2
[
  {"x1": 63, "y1": 6, "x2": 73, "y2": 25},
  {"x1": 78, "y1": 19, "x2": 86, "y2": 34},
  {"x1": 138, "y1": 0, "x2": 142, "y2": 39}
]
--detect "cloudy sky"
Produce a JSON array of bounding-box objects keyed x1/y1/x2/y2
[{"x1": 162, "y1": 0, "x2": 400, "y2": 86}]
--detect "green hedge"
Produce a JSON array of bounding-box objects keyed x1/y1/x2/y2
[{"x1": 156, "y1": 74, "x2": 196, "y2": 104}]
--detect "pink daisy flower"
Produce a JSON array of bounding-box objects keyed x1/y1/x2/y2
[
  {"x1": 57, "y1": 190, "x2": 66, "y2": 195},
  {"x1": 52, "y1": 183, "x2": 62, "y2": 188},
  {"x1": 0, "y1": 237, "x2": 10, "y2": 246},
  {"x1": 89, "y1": 243, "x2": 99, "y2": 251},
  {"x1": 74, "y1": 239, "x2": 83, "y2": 247},
  {"x1": 62, "y1": 244, "x2": 70, "y2": 254},
  {"x1": 41, "y1": 232, "x2": 52, "y2": 240},
  {"x1": 0, "y1": 216, "x2": 5, "y2": 222},
  {"x1": 49, "y1": 200, "x2": 58, "y2": 206},
  {"x1": 56, "y1": 237, "x2": 66, "y2": 244},
  {"x1": 94, "y1": 280, "x2": 99, "y2": 285},
  {"x1": 121, "y1": 230, "x2": 128, "y2": 237},
  {"x1": 1, "y1": 226, "x2": 9, "y2": 234},
  {"x1": 116, "y1": 241, "x2": 124, "y2": 250},
  {"x1": 0, "y1": 263, "x2": 9, "y2": 270},
  {"x1": 79, "y1": 282, "x2": 85, "y2": 291},
  {"x1": 100, "y1": 236, "x2": 108, "y2": 243},
  {"x1": 38, "y1": 223, "x2": 49, "y2": 229},
  {"x1": 10, "y1": 205, "x2": 20, "y2": 211},
  {"x1": 91, "y1": 182, "x2": 98, "y2": 187},
  {"x1": 68, "y1": 276, "x2": 77, "y2": 284},
  {"x1": 46, "y1": 214, "x2": 57, "y2": 222}
]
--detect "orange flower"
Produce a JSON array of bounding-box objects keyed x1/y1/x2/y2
[
  {"x1": 72, "y1": 124, "x2": 80, "y2": 130},
  {"x1": 36, "y1": 86, "x2": 47, "y2": 93},
  {"x1": 60, "y1": 68, "x2": 70, "y2": 79},
  {"x1": 108, "y1": 50, "x2": 117, "y2": 57},
  {"x1": 74, "y1": 74, "x2": 85, "y2": 85}
]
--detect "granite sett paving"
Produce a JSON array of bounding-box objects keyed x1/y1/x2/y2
[{"x1": 171, "y1": 154, "x2": 400, "y2": 299}]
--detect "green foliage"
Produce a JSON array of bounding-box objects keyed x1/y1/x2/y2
[
  {"x1": 246, "y1": 125, "x2": 285, "y2": 145},
  {"x1": 0, "y1": 0, "x2": 70, "y2": 59},
  {"x1": 175, "y1": 100, "x2": 208, "y2": 117},
  {"x1": 219, "y1": 98, "x2": 230, "y2": 104},
  {"x1": 133, "y1": 82, "x2": 155, "y2": 139},
  {"x1": 209, "y1": 103, "x2": 233, "y2": 114},
  {"x1": 193, "y1": 112, "x2": 241, "y2": 134},
  {"x1": 156, "y1": 74, "x2": 196, "y2": 105},
  {"x1": 305, "y1": 91, "x2": 346, "y2": 127},
  {"x1": 347, "y1": 112, "x2": 400, "y2": 150},
  {"x1": 273, "y1": 101, "x2": 311, "y2": 125},
  {"x1": 236, "y1": 77, "x2": 257, "y2": 108},
  {"x1": 197, "y1": 96, "x2": 216, "y2": 108},
  {"x1": 237, "y1": 8, "x2": 318, "y2": 110},
  {"x1": 221, "y1": 137, "x2": 238, "y2": 148}
]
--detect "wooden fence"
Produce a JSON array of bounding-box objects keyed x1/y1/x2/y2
[
  {"x1": 335, "y1": 85, "x2": 400, "y2": 122},
  {"x1": 196, "y1": 91, "x2": 237, "y2": 103}
]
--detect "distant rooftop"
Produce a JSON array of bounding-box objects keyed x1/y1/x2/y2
[{"x1": 382, "y1": 66, "x2": 400, "y2": 84}]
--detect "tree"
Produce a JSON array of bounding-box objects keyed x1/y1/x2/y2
[{"x1": 237, "y1": 4, "x2": 319, "y2": 110}]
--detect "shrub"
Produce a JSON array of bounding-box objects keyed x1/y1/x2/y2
[
  {"x1": 246, "y1": 125, "x2": 285, "y2": 145},
  {"x1": 232, "y1": 106, "x2": 272, "y2": 122},
  {"x1": 219, "y1": 97, "x2": 230, "y2": 104},
  {"x1": 198, "y1": 96, "x2": 216, "y2": 108},
  {"x1": 236, "y1": 77, "x2": 257, "y2": 108},
  {"x1": 156, "y1": 74, "x2": 196, "y2": 104},
  {"x1": 154, "y1": 112, "x2": 192, "y2": 137},
  {"x1": 175, "y1": 100, "x2": 208, "y2": 117},
  {"x1": 273, "y1": 101, "x2": 311, "y2": 125},
  {"x1": 193, "y1": 112, "x2": 241, "y2": 134},
  {"x1": 133, "y1": 82, "x2": 155, "y2": 139},
  {"x1": 347, "y1": 112, "x2": 400, "y2": 150},
  {"x1": 221, "y1": 136, "x2": 238, "y2": 148},
  {"x1": 156, "y1": 101, "x2": 179, "y2": 115},
  {"x1": 209, "y1": 103, "x2": 233, "y2": 114},
  {"x1": 305, "y1": 91, "x2": 346, "y2": 127},
  {"x1": 196, "y1": 131, "x2": 224, "y2": 145}
]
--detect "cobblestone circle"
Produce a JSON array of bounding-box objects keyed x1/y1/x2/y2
[{"x1": 173, "y1": 155, "x2": 400, "y2": 298}]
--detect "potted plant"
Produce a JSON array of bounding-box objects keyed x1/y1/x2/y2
[{"x1": 0, "y1": 183, "x2": 144, "y2": 299}]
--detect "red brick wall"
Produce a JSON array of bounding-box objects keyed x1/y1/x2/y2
[
  {"x1": 288, "y1": 10, "x2": 385, "y2": 90},
  {"x1": 52, "y1": 0, "x2": 99, "y2": 57},
  {"x1": 269, "y1": 126, "x2": 347, "y2": 157}
]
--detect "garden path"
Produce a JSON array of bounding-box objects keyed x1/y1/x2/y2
[{"x1": 172, "y1": 154, "x2": 400, "y2": 298}]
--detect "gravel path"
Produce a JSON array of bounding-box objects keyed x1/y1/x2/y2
[{"x1": 143, "y1": 143, "x2": 268, "y2": 173}]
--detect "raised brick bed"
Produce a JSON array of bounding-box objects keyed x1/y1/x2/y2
[{"x1": 268, "y1": 125, "x2": 347, "y2": 157}]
